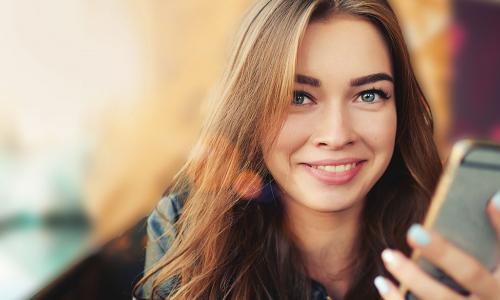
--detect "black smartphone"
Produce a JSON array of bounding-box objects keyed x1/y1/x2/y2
[{"x1": 400, "y1": 139, "x2": 500, "y2": 299}]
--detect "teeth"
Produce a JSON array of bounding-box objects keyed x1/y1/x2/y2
[{"x1": 315, "y1": 163, "x2": 357, "y2": 173}]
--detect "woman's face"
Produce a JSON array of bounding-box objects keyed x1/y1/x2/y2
[{"x1": 263, "y1": 15, "x2": 397, "y2": 213}]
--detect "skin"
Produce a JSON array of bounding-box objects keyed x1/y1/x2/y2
[{"x1": 262, "y1": 15, "x2": 397, "y2": 298}]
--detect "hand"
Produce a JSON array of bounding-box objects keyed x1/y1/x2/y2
[{"x1": 374, "y1": 193, "x2": 500, "y2": 300}]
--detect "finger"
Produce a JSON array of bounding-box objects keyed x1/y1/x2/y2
[
  {"x1": 407, "y1": 224, "x2": 500, "y2": 300},
  {"x1": 381, "y1": 249, "x2": 462, "y2": 300},
  {"x1": 488, "y1": 191, "x2": 500, "y2": 241},
  {"x1": 487, "y1": 191, "x2": 500, "y2": 283},
  {"x1": 374, "y1": 276, "x2": 404, "y2": 300}
]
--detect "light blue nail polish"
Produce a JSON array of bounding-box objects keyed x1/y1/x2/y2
[
  {"x1": 374, "y1": 276, "x2": 390, "y2": 295},
  {"x1": 408, "y1": 224, "x2": 431, "y2": 246},
  {"x1": 492, "y1": 191, "x2": 500, "y2": 210}
]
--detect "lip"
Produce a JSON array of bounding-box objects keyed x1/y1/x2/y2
[
  {"x1": 300, "y1": 159, "x2": 366, "y2": 185},
  {"x1": 305, "y1": 158, "x2": 365, "y2": 166}
]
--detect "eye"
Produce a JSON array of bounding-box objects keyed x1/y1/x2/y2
[
  {"x1": 292, "y1": 91, "x2": 314, "y2": 105},
  {"x1": 361, "y1": 92, "x2": 376, "y2": 102},
  {"x1": 358, "y1": 89, "x2": 390, "y2": 104}
]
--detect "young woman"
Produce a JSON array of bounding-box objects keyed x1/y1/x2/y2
[{"x1": 134, "y1": 0, "x2": 500, "y2": 299}]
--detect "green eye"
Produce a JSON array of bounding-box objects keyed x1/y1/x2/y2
[
  {"x1": 358, "y1": 89, "x2": 390, "y2": 104},
  {"x1": 361, "y1": 92, "x2": 376, "y2": 103},
  {"x1": 293, "y1": 94, "x2": 305, "y2": 105},
  {"x1": 292, "y1": 91, "x2": 313, "y2": 105}
]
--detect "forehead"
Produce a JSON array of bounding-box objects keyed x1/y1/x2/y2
[{"x1": 296, "y1": 14, "x2": 392, "y2": 82}]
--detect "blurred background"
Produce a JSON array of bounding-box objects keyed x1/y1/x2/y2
[{"x1": 0, "y1": 0, "x2": 499, "y2": 299}]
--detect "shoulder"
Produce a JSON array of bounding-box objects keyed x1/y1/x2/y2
[
  {"x1": 139, "y1": 192, "x2": 187, "y2": 298},
  {"x1": 147, "y1": 192, "x2": 187, "y2": 251}
]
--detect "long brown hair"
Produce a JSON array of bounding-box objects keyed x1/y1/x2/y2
[{"x1": 134, "y1": 0, "x2": 442, "y2": 299}]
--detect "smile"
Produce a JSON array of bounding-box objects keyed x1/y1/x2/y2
[
  {"x1": 310, "y1": 162, "x2": 358, "y2": 173},
  {"x1": 301, "y1": 160, "x2": 366, "y2": 185}
]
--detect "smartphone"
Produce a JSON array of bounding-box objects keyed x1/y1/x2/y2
[{"x1": 400, "y1": 139, "x2": 500, "y2": 299}]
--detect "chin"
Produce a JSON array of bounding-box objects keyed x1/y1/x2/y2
[{"x1": 293, "y1": 191, "x2": 365, "y2": 213}]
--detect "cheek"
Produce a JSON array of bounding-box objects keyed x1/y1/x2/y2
[
  {"x1": 354, "y1": 106, "x2": 397, "y2": 151},
  {"x1": 263, "y1": 115, "x2": 312, "y2": 172},
  {"x1": 275, "y1": 115, "x2": 312, "y2": 151}
]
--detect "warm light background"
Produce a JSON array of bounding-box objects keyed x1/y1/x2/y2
[{"x1": 0, "y1": 0, "x2": 497, "y2": 244}]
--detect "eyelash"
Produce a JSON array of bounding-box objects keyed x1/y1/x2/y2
[{"x1": 292, "y1": 88, "x2": 391, "y2": 106}]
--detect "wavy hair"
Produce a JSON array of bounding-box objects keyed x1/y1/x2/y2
[{"x1": 134, "y1": 0, "x2": 442, "y2": 299}]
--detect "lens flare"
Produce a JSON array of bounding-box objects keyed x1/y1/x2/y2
[{"x1": 233, "y1": 170, "x2": 263, "y2": 200}]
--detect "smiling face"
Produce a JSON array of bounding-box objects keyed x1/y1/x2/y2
[{"x1": 262, "y1": 14, "x2": 397, "y2": 214}]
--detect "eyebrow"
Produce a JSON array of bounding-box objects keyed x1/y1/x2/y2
[
  {"x1": 296, "y1": 74, "x2": 321, "y2": 87},
  {"x1": 350, "y1": 73, "x2": 393, "y2": 86},
  {"x1": 295, "y1": 72, "x2": 394, "y2": 87}
]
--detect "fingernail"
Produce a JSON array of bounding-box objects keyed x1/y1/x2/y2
[
  {"x1": 492, "y1": 191, "x2": 500, "y2": 210},
  {"x1": 408, "y1": 224, "x2": 431, "y2": 246},
  {"x1": 381, "y1": 249, "x2": 399, "y2": 267},
  {"x1": 374, "y1": 275, "x2": 390, "y2": 295}
]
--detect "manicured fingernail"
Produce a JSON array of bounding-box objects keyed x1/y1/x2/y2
[
  {"x1": 492, "y1": 191, "x2": 500, "y2": 210},
  {"x1": 374, "y1": 275, "x2": 390, "y2": 295},
  {"x1": 381, "y1": 249, "x2": 399, "y2": 267},
  {"x1": 408, "y1": 224, "x2": 431, "y2": 246}
]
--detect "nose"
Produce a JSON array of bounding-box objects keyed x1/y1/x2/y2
[{"x1": 311, "y1": 104, "x2": 357, "y2": 150}]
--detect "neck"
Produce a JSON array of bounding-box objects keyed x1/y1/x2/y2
[{"x1": 282, "y1": 197, "x2": 364, "y2": 299}]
